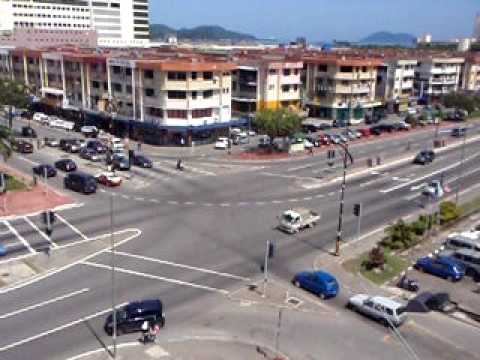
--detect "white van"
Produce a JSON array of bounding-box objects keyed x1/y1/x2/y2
[
  {"x1": 33, "y1": 112, "x2": 49, "y2": 124},
  {"x1": 347, "y1": 294, "x2": 407, "y2": 327},
  {"x1": 445, "y1": 232, "x2": 480, "y2": 252}
]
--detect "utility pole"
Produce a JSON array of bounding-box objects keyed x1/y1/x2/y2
[
  {"x1": 455, "y1": 129, "x2": 467, "y2": 205},
  {"x1": 43, "y1": 166, "x2": 48, "y2": 198},
  {"x1": 335, "y1": 142, "x2": 353, "y2": 257},
  {"x1": 110, "y1": 194, "x2": 117, "y2": 358},
  {"x1": 262, "y1": 240, "x2": 270, "y2": 297}
]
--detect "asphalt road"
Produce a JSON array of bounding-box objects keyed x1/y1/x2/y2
[{"x1": 1, "y1": 118, "x2": 480, "y2": 359}]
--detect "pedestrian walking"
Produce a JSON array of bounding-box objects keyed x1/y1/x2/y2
[
  {"x1": 180, "y1": 137, "x2": 185, "y2": 147},
  {"x1": 141, "y1": 320, "x2": 150, "y2": 344}
]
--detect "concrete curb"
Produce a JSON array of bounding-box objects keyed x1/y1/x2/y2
[{"x1": 66, "y1": 335, "x2": 291, "y2": 360}]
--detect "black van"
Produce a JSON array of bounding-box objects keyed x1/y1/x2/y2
[
  {"x1": 64, "y1": 172, "x2": 97, "y2": 194},
  {"x1": 104, "y1": 299, "x2": 165, "y2": 336}
]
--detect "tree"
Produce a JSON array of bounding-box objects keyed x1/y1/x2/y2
[
  {"x1": 253, "y1": 109, "x2": 302, "y2": 149},
  {"x1": 382, "y1": 219, "x2": 417, "y2": 250},
  {"x1": 439, "y1": 201, "x2": 461, "y2": 224},
  {"x1": 0, "y1": 80, "x2": 30, "y2": 110},
  {"x1": 0, "y1": 125, "x2": 12, "y2": 161}
]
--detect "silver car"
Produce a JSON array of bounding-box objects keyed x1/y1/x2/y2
[{"x1": 347, "y1": 294, "x2": 407, "y2": 327}]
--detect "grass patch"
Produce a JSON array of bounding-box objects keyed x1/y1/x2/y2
[
  {"x1": 4, "y1": 174, "x2": 27, "y2": 192},
  {"x1": 459, "y1": 196, "x2": 480, "y2": 217},
  {"x1": 343, "y1": 250, "x2": 409, "y2": 285},
  {"x1": 467, "y1": 110, "x2": 480, "y2": 119}
]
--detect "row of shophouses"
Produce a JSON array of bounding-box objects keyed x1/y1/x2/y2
[{"x1": 0, "y1": 45, "x2": 479, "y2": 144}]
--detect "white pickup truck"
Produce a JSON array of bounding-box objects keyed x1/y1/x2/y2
[{"x1": 278, "y1": 208, "x2": 320, "y2": 234}]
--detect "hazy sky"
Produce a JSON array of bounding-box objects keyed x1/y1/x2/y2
[{"x1": 150, "y1": 0, "x2": 479, "y2": 41}]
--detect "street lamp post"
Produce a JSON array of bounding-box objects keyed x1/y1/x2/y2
[
  {"x1": 455, "y1": 129, "x2": 467, "y2": 205},
  {"x1": 110, "y1": 194, "x2": 117, "y2": 359}
]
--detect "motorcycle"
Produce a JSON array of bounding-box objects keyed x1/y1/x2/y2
[{"x1": 397, "y1": 275, "x2": 419, "y2": 292}]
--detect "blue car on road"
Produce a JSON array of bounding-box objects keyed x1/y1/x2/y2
[
  {"x1": 415, "y1": 256, "x2": 465, "y2": 281},
  {"x1": 293, "y1": 270, "x2": 339, "y2": 299},
  {"x1": 0, "y1": 243, "x2": 7, "y2": 257}
]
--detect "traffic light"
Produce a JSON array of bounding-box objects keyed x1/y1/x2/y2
[
  {"x1": 353, "y1": 204, "x2": 362, "y2": 217},
  {"x1": 268, "y1": 241, "x2": 275, "y2": 259}
]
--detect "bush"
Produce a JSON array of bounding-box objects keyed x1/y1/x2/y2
[
  {"x1": 440, "y1": 201, "x2": 461, "y2": 224},
  {"x1": 381, "y1": 219, "x2": 418, "y2": 251},
  {"x1": 411, "y1": 218, "x2": 427, "y2": 236},
  {"x1": 362, "y1": 246, "x2": 385, "y2": 270}
]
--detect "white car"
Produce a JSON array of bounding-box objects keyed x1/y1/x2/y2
[
  {"x1": 347, "y1": 294, "x2": 407, "y2": 327},
  {"x1": 48, "y1": 117, "x2": 65, "y2": 128},
  {"x1": 303, "y1": 139, "x2": 314, "y2": 149},
  {"x1": 81, "y1": 126, "x2": 98, "y2": 137},
  {"x1": 214, "y1": 137, "x2": 229, "y2": 149},
  {"x1": 422, "y1": 180, "x2": 444, "y2": 199},
  {"x1": 95, "y1": 171, "x2": 122, "y2": 187},
  {"x1": 60, "y1": 120, "x2": 75, "y2": 131},
  {"x1": 33, "y1": 112, "x2": 48, "y2": 124},
  {"x1": 247, "y1": 130, "x2": 257, "y2": 136}
]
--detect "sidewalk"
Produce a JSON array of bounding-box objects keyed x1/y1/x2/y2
[
  {"x1": 0, "y1": 164, "x2": 74, "y2": 218},
  {"x1": 68, "y1": 337, "x2": 288, "y2": 360}
]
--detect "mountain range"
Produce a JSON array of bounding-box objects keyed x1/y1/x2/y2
[
  {"x1": 359, "y1": 31, "x2": 417, "y2": 47},
  {"x1": 150, "y1": 24, "x2": 257, "y2": 42}
]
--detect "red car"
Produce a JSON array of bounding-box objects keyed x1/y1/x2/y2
[
  {"x1": 95, "y1": 172, "x2": 122, "y2": 187},
  {"x1": 318, "y1": 134, "x2": 331, "y2": 146},
  {"x1": 358, "y1": 128, "x2": 372, "y2": 137}
]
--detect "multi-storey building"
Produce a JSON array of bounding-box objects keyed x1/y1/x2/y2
[
  {"x1": 376, "y1": 58, "x2": 417, "y2": 113},
  {"x1": 0, "y1": 0, "x2": 150, "y2": 48},
  {"x1": 303, "y1": 54, "x2": 382, "y2": 124},
  {"x1": 0, "y1": 46, "x2": 235, "y2": 145},
  {"x1": 414, "y1": 56, "x2": 465, "y2": 100},
  {"x1": 230, "y1": 53, "x2": 303, "y2": 115},
  {"x1": 462, "y1": 53, "x2": 480, "y2": 92}
]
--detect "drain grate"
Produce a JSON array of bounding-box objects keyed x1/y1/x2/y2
[{"x1": 286, "y1": 297, "x2": 302, "y2": 307}]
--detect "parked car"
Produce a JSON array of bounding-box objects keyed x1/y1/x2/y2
[
  {"x1": 346, "y1": 294, "x2": 407, "y2": 327},
  {"x1": 80, "y1": 148, "x2": 102, "y2": 162},
  {"x1": 306, "y1": 135, "x2": 320, "y2": 147},
  {"x1": 393, "y1": 122, "x2": 411, "y2": 131},
  {"x1": 370, "y1": 126, "x2": 383, "y2": 136},
  {"x1": 302, "y1": 124, "x2": 319, "y2": 133},
  {"x1": 413, "y1": 150, "x2": 435, "y2": 165},
  {"x1": 86, "y1": 140, "x2": 107, "y2": 153},
  {"x1": 318, "y1": 134, "x2": 331, "y2": 145},
  {"x1": 54, "y1": 159, "x2": 77, "y2": 172},
  {"x1": 344, "y1": 130, "x2": 357, "y2": 140},
  {"x1": 358, "y1": 128, "x2": 372, "y2": 137},
  {"x1": 451, "y1": 127, "x2": 467, "y2": 138},
  {"x1": 258, "y1": 135, "x2": 271, "y2": 148},
  {"x1": 293, "y1": 270, "x2": 339, "y2": 299},
  {"x1": 44, "y1": 137, "x2": 59, "y2": 147},
  {"x1": 0, "y1": 243, "x2": 6, "y2": 257},
  {"x1": 95, "y1": 171, "x2": 122, "y2": 187},
  {"x1": 104, "y1": 299, "x2": 165, "y2": 336},
  {"x1": 64, "y1": 172, "x2": 97, "y2": 194},
  {"x1": 60, "y1": 139, "x2": 81, "y2": 153},
  {"x1": 81, "y1": 126, "x2": 98, "y2": 138},
  {"x1": 303, "y1": 139, "x2": 314, "y2": 149},
  {"x1": 414, "y1": 256, "x2": 465, "y2": 281},
  {"x1": 214, "y1": 137, "x2": 229, "y2": 150},
  {"x1": 33, "y1": 164, "x2": 57, "y2": 178},
  {"x1": 33, "y1": 112, "x2": 48, "y2": 124},
  {"x1": 441, "y1": 249, "x2": 480, "y2": 280},
  {"x1": 444, "y1": 233, "x2": 480, "y2": 252},
  {"x1": 11, "y1": 139, "x2": 33, "y2": 153},
  {"x1": 112, "y1": 154, "x2": 131, "y2": 171},
  {"x1": 132, "y1": 153, "x2": 153, "y2": 168},
  {"x1": 21, "y1": 126, "x2": 37, "y2": 138}
]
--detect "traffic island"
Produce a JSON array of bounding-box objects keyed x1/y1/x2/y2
[{"x1": 67, "y1": 337, "x2": 290, "y2": 360}]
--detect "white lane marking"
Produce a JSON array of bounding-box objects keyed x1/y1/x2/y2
[
  {"x1": 289, "y1": 198, "x2": 299, "y2": 202},
  {"x1": 315, "y1": 194, "x2": 324, "y2": 198},
  {"x1": 54, "y1": 213, "x2": 89, "y2": 241},
  {"x1": 0, "y1": 302, "x2": 128, "y2": 353},
  {"x1": 359, "y1": 177, "x2": 387, "y2": 188},
  {"x1": 256, "y1": 201, "x2": 265, "y2": 206},
  {"x1": 380, "y1": 152, "x2": 480, "y2": 194},
  {"x1": 404, "y1": 193, "x2": 421, "y2": 201},
  {"x1": 150, "y1": 199, "x2": 159, "y2": 203},
  {"x1": 3, "y1": 221, "x2": 35, "y2": 254},
  {"x1": 303, "y1": 196, "x2": 313, "y2": 201},
  {"x1": 121, "y1": 195, "x2": 130, "y2": 199},
  {"x1": 81, "y1": 261, "x2": 229, "y2": 295},
  {"x1": 0, "y1": 228, "x2": 141, "y2": 295},
  {"x1": 4, "y1": 241, "x2": 23, "y2": 248},
  {"x1": 328, "y1": 192, "x2": 335, "y2": 196},
  {"x1": 168, "y1": 200, "x2": 178, "y2": 205},
  {"x1": 0, "y1": 288, "x2": 89, "y2": 320},
  {"x1": 287, "y1": 163, "x2": 314, "y2": 172},
  {"x1": 112, "y1": 250, "x2": 250, "y2": 281},
  {"x1": 134, "y1": 197, "x2": 145, "y2": 201},
  {"x1": 203, "y1": 203, "x2": 213, "y2": 207},
  {"x1": 23, "y1": 216, "x2": 58, "y2": 248},
  {"x1": 220, "y1": 203, "x2": 230, "y2": 207},
  {"x1": 447, "y1": 166, "x2": 480, "y2": 183},
  {"x1": 184, "y1": 201, "x2": 195, "y2": 205},
  {"x1": 237, "y1": 202, "x2": 249, "y2": 206},
  {"x1": 272, "y1": 200, "x2": 284, "y2": 204},
  {"x1": 99, "y1": 189, "x2": 106, "y2": 193},
  {"x1": 410, "y1": 182, "x2": 427, "y2": 191},
  {"x1": 17, "y1": 156, "x2": 39, "y2": 166},
  {"x1": 65, "y1": 342, "x2": 147, "y2": 360}
]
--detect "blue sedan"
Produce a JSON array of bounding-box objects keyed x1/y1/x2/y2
[
  {"x1": 415, "y1": 256, "x2": 465, "y2": 281},
  {"x1": 293, "y1": 271, "x2": 339, "y2": 299},
  {"x1": 0, "y1": 243, "x2": 7, "y2": 257}
]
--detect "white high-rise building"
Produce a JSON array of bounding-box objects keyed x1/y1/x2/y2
[
  {"x1": 0, "y1": 0, "x2": 150, "y2": 47},
  {"x1": 474, "y1": 13, "x2": 480, "y2": 40}
]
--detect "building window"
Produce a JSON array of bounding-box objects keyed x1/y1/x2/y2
[
  {"x1": 144, "y1": 70, "x2": 154, "y2": 79},
  {"x1": 340, "y1": 66, "x2": 353, "y2": 73},
  {"x1": 148, "y1": 107, "x2": 163, "y2": 117},
  {"x1": 168, "y1": 91, "x2": 186, "y2": 99},
  {"x1": 113, "y1": 83, "x2": 122, "y2": 92},
  {"x1": 269, "y1": 69, "x2": 277, "y2": 75},
  {"x1": 112, "y1": 66, "x2": 121, "y2": 74},
  {"x1": 126, "y1": 85, "x2": 132, "y2": 94},
  {"x1": 203, "y1": 90, "x2": 213, "y2": 98},
  {"x1": 145, "y1": 88, "x2": 155, "y2": 97},
  {"x1": 203, "y1": 72, "x2": 213, "y2": 80},
  {"x1": 283, "y1": 69, "x2": 291, "y2": 76},
  {"x1": 191, "y1": 91, "x2": 197, "y2": 99},
  {"x1": 192, "y1": 108, "x2": 212, "y2": 118},
  {"x1": 268, "y1": 85, "x2": 274, "y2": 90},
  {"x1": 282, "y1": 85, "x2": 290, "y2": 92},
  {"x1": 126, "y1": 68, "x2": 132, "y2": 76},
  {"x1": 191, "y1": 72, "x2": 197, "y2": 80},
  {"x1": 168, "y1": 72, "x2": 186, "y2": 81},
  {"x1": 167, "y1": 109, "x2": 187, "y2": 119}
]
